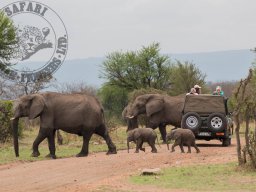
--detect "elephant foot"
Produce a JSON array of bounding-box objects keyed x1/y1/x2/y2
[
  {"x1": 76, "y1": 152, "x2": 88, "y2": 157},
  {"x1": 140, "y1": 148, "x2": 145, "y2": 152},
  {"x1": 31, "y1": 151, "x2": 40, "y2": 157},
  {"x1": 134, "y1": 150, "x2": 139, "y2": 153},
  {"x1": 187, "y1": 151, "x2": 191, "y2": 153},
  {"x1": 181, "y1": 151, "x2": 185, "y2": 153},
  {"x1": 196, "y1": 151, "x2": 200, "y2": 153},
  {"x1": 171, "y1": 149, "x2": 175, "y2": 153},
  {"x1": 45, "y1": 154, "x2": 57, "y2": 159},
  {"x1": 162, "y1": 141, "x2": 167, "y2": 144},
  {"x1": 106, "y1": 150, "x2": 117, "y2": 155},
  {"x1": 151, "y1": 150, "x2": 157, "y2": 153}
]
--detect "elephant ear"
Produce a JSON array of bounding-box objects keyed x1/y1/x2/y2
[
  {"x1": 29, "y1": 95, "x2": 45, "y2": 119},
  {"x1": 146, "y1": 97, "x2": 164, "y2": 117}
]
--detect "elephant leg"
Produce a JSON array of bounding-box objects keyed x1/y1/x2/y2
[
  {"x1": 179, "y1": 144, "x2": 185, "y2": 153},
  {"x1": 187, "y1": 145, "x2": 191, "y2": 153},
  {"x1": 32, "y1": 128, "x2": 48, "y2": 157},
  {"x1": 135, "y1": 138, "x2": 143, "y2": 153},
  {"x1": 159, "y1": 124, "x2": 167, "y2": 143},
  {"x1": 95, "y1": 124, "x2": 117, "y2": 155},
  {"x1": 193, "y1": 143, "x2": 200, "y2": 153},
  {"x1": 171, "y1": 140, "x2": 179, "y2": 152},
  {"x1": 46, "y1": 129, "x2": 57, "y2": 159},
  {"x1": 77, "y1": 130, "x2": 94, "y2": 157},
  {"x1": 139, "y1": 142, "x2": 145, "y2": 152},
  {"x1": 149, "y1": 141, "x2": 157, "y2": 153}
]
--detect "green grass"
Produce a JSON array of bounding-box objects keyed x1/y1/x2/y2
[
  {"x1": 0, "y1": 126, "x2": 129, "y2": 165},
  {"x1": 130, "y1": 163, "x2": 256, "y2": 191}
]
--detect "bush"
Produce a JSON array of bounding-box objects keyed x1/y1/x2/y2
[{"x1": 0, "y1": 100, "x2": 23, "y2": 143}]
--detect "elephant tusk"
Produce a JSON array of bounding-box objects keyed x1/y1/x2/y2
[
  {"x1": 10, "y1": 117, "x2": 15, "y2": 120},
  {"x1": 126, "y1": 115, "x2": 134, "y2": 119}
]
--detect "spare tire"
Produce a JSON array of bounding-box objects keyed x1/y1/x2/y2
[
  {"x1": 181, "y1": 112, "x2": 202, "y2": 131},
  {"x1": 207, "y1": 113, "x2": 227, "y2": 132}
]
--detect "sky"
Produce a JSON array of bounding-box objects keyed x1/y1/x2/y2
[{"x1": 1, "y1": 0, "x2": 256, "y2": 60}]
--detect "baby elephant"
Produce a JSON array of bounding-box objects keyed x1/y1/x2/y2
[
  {"x1": 166, "y1": 128, "x2": 200, "y2": 153},
  {"x1": 127, "y1": 128, "x2": 158, "y2": 153}
]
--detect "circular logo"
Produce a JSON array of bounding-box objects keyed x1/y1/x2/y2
[{"x1": 1, "y1": 1, "x2": 68, "y2": 83}]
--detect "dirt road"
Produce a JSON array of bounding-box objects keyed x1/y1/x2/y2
[{"x1": 0, "y1": 140, "x2": 237, "y2": 192}]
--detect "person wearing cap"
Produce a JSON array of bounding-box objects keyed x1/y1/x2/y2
[
  {"x1": 186, "y1": 88, "x2": 198, "y2": 95},
  {"x1": 194, "y1": 84, "x2": 201, "y2": 94},
  {"x1": 213, "y1": 86, "x2": 224, "y2": 96}
]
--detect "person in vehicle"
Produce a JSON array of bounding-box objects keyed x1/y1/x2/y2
[
  {"x1": 213, "y1": 86, "x2": 224, "y2": 96},
  {"x1": 194, "y1": 84, "x2": 201, "y2": 94},
  {"x1": 186, "y1": 88, "x2": 198, "y2": 95}
]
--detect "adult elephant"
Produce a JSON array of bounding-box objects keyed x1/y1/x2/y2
[
  {"x1": 126, "y1": 94, "x2": 185, "y2": 142},
  {"x1": 11, "y1": 92, "x2": 117, "y2": 159},
  {"x1": 122, "y1": 103, "x2": 139, "y2": 130}
]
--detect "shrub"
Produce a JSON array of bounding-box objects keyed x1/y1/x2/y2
[{"x1": 0, "y1": 100, "x2": 23, "y2": 143}]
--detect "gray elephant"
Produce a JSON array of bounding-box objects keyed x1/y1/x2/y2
[
  {"x1": 11, "y1": 92, "x2": 117, "y2": 159},
  {"x1": 127, "y1": 128, "x2": 158, "y2": 153},
  {"x1": 126, "y1": 94, "x2": 185, "y2": 142},
  {"x1": 122, "y1": 104, "x2": 139, "y2": 130},
  {"x1": 166, "y1": 128, "x2": 200, "y2": 153}
]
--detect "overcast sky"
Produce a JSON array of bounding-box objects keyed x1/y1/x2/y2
[{"x1": 1, "y1": 0, "x2": 256, "y2": 59}]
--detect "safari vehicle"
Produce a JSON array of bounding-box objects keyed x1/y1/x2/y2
[{"x1": 181, "y1": 94, "x2": 233, "y2": 146}]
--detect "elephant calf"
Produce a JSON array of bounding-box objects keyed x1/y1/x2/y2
[
  {"x1": 127, "y1": 128, "x2": 158, "y2": 153},
  {"x1": 166, "y1": 128, "x2": 200, "y2": 153}
]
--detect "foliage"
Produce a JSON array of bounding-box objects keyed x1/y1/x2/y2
[
  {"x1": 130, "y1": 163, "x2": 256, "y2": 191},
  {"x1": 100, "y1": 42, "x2": 171, "y2": 91},
  {"x1": 56, "y1": 81, "x2": 98, "y2": 96},
  {"x1": 169, "y1": 61, "x2": 207, "y2": 95},
  {"x1": 0, "y1": 100, "x2": 23, "y2": 143},
  {"x1": 0, "y1": 11, "x2": 18, "y2": 73},
  {"x1": 98, "y1": 84, "x2": 128, "y2": 118}
]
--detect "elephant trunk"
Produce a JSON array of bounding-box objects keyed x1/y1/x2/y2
[
  {"x1": 11, "y1": 118, "x2": 19, "y2": 157},
  {"x1": 166, "y1": 136, "x2": 170, "y2": 150},
  {"x1": 127, "y1": 140, "x2": 130, "y2": 153}
]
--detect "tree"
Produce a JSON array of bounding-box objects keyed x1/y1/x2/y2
[
  {"x1": 98, "y1": 84, "x2": 128, "y2": 118},
  {"x1": 0, "y1": 11, "x2": 17, "y2": 73},
  {"x1": 100, "y1": 42, "x2": 171, "y2": 91},
  {"x1": 168, "y1": 61, "x2": 207, "y2": 95}
]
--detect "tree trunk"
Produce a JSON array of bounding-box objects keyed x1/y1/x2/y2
[{"x1": 234, "y1": 114, "x2": 244, "y2": 165}]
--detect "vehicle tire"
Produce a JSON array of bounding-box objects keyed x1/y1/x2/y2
[
  {"x1": 181, "y1": 112, "x2": 202, "y2": 132},
  {"x1": 222, "y1": 138, "x2": 231, "y2": 147},
  {"x1": 207, "y1": 113, "x2": 227, "y2": 132}
]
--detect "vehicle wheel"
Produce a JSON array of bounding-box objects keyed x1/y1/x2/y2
[
  {"x1": 181, "y1": 112, "x2": 202, "y2": 131},
  {"x1": 207, "y1": 113, "x2": 227, "y2": 132},
  {"x1": 222, "y1": 138, "x2": 231, "y2": 147}
]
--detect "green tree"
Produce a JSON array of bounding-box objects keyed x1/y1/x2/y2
[
  {"x1": 0, "y1": 11, "x2": 17, "y2": 73},
  {"x1": 98, "y1": 84, "x2": 128, "y2": 118},
  {"x1": 169, "y1": 61, "x2": 207, "y2": 95},
  {"x1": 100, "y1": 42, "x2": 171, "y2": 91}
]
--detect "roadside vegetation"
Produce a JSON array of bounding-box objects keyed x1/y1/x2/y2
[{"x1": 130, "y1": 162, "x2": 256, "y2": 191}]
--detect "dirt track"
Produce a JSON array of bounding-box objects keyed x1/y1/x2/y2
[{"x1": 0, "y1": 140, "x2": 237, "y2": 192}]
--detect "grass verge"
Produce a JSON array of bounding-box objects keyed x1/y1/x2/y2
[{"x1": 130, "y1": 162, "x2": 256, "y2": 191}]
